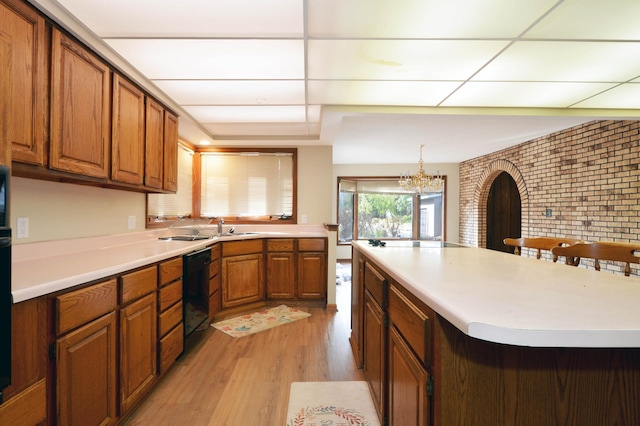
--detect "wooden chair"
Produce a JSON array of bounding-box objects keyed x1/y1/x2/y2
[
  {"x1": 551, "y1": 242, "x2": 640, "y2": 276},
  {"x1": 503, "y1": 237, "x2": 582, "y2": 263}
]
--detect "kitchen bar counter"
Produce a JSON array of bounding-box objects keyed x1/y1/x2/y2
[
  {"x1": 12, "y1": 225, "x2": 327, "y2": 303},
  {"x1": 353, "y1": 241, "x2": 640, "y2": 348}
]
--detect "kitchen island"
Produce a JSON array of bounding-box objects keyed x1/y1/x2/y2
[{"x1": 352, "y1": 241, "x2": 640, "y2": 425}]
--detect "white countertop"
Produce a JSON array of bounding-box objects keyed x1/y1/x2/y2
[
  {"x1": 12, "y1": 225, "x2": 327, "y2": 303},
  {"x1": 353, "y1": 241, "x2": 640, "y2": 348}
]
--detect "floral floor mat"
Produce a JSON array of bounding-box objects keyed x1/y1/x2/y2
[
  {"x1": 211, "y1": 305, "x2": 311, "y2": 338},
  {"x1": 286, "y1": 381, "x2": 380, "y2": 426}
]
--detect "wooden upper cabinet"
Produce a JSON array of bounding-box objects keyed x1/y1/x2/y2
[
  {"x1": 145, "y1": 98, "x2": 164, "y2": 189},
  {"x1": 3, "y1": 0, "x2": 47, "y2": 165},
  {"x1": 50, "y1": 28, "x2": 111, "y2": 178},
  {"x1": 112, "y1": 74, "x2": 144, "y2": 185},
  {"x1": 163, "y1": 111, "x2": 178, "y2": 192}
]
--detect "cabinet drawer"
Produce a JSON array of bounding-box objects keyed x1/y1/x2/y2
[
  {"x1": 388, "y1": 284, "x2": 431, "y2": 367},
  {"x1": 56, "y1": 279, "x2": 117, "y2": 335},
  {"x1": 159, "y1": 323, "x2": 184, "y2": 374},
  {"x1": 222, "y1": 239, "x2": 263, "y2": 256},
  {"x1": 208, "y1": 273, "x2": 221, "y2": 296},
  {"x1": 267, "y1": 239, "x2": 294, "y2": 252},
  {"x1": 364, "y1": 262, "x2": 387, "y2": 308},
  {"x1": 121, "y1": 266, "x2": 157, "y2": 304},
  {"x1": 298, "y1": 238, "x2": 325, "y2": 252},
  {"x1": 210, "y1": 243, "x2": 221, "y2": 260},
  {"x1": 209, "y1": 258, "x2": 221, "y2": 278},
  {"x1": 159, "y1": 280, "x2": 182, "y2": 312},
  {"x1": 159, "y1": 301, "x2": 183, "y2": 338},
  {"x1": 159, "y1": 257, "x2": 182, "y2": 286}
]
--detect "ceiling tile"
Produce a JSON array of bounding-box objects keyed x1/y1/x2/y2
[
  {"x1": 57, "y1": 0, "x2": 303, "y2": 37},
  {"x1": 572, "y1": 83, "x2": 640, "y2": 109},
  {"x1": 153, "y1": 80, "x2": 306, "y2": 105},
  {"x1": 442, "y1": 81, "x2": 618, "y2": 108},
  {"x1": 308, "y1": 80, "x2": 461, "y2": 106},
  {"x1": 525, "y1": 0, "x2": 640, "y2": 40},
  {"x1": 104, "y1": 39, "x2": 304, "y2": 79},
  {"x1": 204, "y1": 122, "x2": 315, "y2": 137},
  {"x1": 308, "y1": 0, "x2": 558, "y2": 38},
  {"x1": 474, "y1": 41, "x2": 640, "y2": 82},
  {"x1": 184, "y1": 105, "x2": 307, "y2": 123},
  {"x1": 308, "y1": 40, "x2": 509, "y2": 80}
]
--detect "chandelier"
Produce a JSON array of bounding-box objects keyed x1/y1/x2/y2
[{"x1": 399, "y1": 144, "x2": 444, "y2": 193}]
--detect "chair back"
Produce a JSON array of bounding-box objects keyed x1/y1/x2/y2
[
  {"x1": 551, "y1": 242, "x2": 640, "y2": 276},
  {"x1": 503, "y1": 237, "x2": 582, "y2": 262}
]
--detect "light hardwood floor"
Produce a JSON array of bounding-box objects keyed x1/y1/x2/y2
[{"x1": 122, "y1": 280, "x2": 362, "y2": 425}]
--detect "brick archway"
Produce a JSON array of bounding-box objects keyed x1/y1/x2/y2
[{"x1": 473, "y1": 160, "x2": 529, "y2": 248}]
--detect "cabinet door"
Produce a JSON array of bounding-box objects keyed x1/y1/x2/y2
[
  {"x1": 145, "y1": 98, "x2": 164, "y2": 189},
  {"x1": 57, "y1": 311, "x2": 117, "y2": 426},
  {"x1": 267, "y1": 252, "x2": 295, "y2": 299},
  {"x1": 350, "y1": 257, "x2": 365, "y2": 368},
  {"x1": 112, "y1": 74, "x2": 144, "y2": 185},
  {"x1": 388, "y1": 325, "x2": 429, "y2": 426},
  {"x1": 364, "y1": 290, "x2": 386, "y2": 421},
  {"x1": 222, "y1": 253, "x2": 264, "y2": 308},
  {"x1": 297, "y1": 252, "x2": 326, "y2": 299},
  {"x1": 120, "y1": 293, "x2": 157, "y2": 414},
  {"x1": 163, "y1": 111, "x2": 178, "y2": 191},
  {"x1": 2, "y1": 0, "x2": 47, "y2": 165},
  {"x1": 50, "y1": 28, "x2": 111, "y2": 178}
]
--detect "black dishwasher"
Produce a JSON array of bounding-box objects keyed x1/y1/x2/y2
[{"x1": 183, "y1": 247, "x2": 211, "y2": 339}]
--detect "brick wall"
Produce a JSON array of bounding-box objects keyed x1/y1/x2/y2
[{"x1": 460, "y1": 120, "x2": 640, "y2": 276}]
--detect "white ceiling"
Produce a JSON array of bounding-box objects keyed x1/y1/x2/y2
[{"x1": 37, "y1": 0, "x2": 640, "y2": 164}]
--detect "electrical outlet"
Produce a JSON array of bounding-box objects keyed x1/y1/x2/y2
[
  {"x1": 301, "y1": 214, "x2": 308, "y2": 224},
  {"x1": 17, "y1": 217, "x2": 29, "y2": 239},
  {"x1": 128, "y1": 215, "x2": 136, "y2": 230}
]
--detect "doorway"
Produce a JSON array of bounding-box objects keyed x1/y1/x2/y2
[{"x1": 486, "y1": 172, "x2": 521, "y2": 252}]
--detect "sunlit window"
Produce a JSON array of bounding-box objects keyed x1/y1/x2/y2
[{"x1": 338, "y1": 177, "x2": 445, "y2": 243}]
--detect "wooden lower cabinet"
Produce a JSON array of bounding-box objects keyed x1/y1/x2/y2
[
  {"x1": 297, "y1": 252, "x2": 326, "y2": 299},
  {"x1": 0, "y1": 297, "x2": 47, "y2": 426},
  {"x1": 364, "y1": 290, "x2": 386, "y2": 421},
  {"x1": 222, "y1": 253, "x2": 264, "y2": 308},
  {"x1": 57, "y1": 311, "x2": 117, "y2": 426},
  {"x1": 267, "y1": 251, "x2": 295, "y2": 299},
  {"x1": 388, "y1": 325, "x2": 429, "y2": 426},
  {"x1": 120, "y1": 292, "x2": 157, "y2": 414}
]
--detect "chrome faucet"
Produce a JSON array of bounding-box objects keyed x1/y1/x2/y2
[{"x1": 217, "y1": 218, "x2": 224, "y2": 235}]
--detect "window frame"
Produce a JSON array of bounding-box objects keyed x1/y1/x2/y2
[
  {"x1": 194, "y1": 147, "x2": 297, "y2": 225},
  {"x1": 337, "y1": 175, "x2": 447, "y2": 244}
]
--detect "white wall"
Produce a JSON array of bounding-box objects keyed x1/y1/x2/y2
[
  {"x1": 11, "y1": 177, "x2": 146, "y2": 243},
  {"x1": 332, "y1": 162, "x2": 460, "y2": 260}
]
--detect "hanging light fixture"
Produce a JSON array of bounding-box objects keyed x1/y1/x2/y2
[{"x1": 399, "y1": 144, "x2": 444, "y2": 193}]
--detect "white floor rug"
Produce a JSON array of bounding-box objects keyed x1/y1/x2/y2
[{"x1": 286, "y1": 381, "x2": 380, "y2": 426}]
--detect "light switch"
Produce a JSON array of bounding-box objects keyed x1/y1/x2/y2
[{"x1": 128, "y1": 215, "x2": 136, "y2": 229}]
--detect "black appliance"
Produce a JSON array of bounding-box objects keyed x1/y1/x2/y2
[
  {"x1": 183, "y1": 247, "x2": 211, "y2": 339},
  {"x1": 0, "y1": 165, "x2": 12, "y2": 399}
]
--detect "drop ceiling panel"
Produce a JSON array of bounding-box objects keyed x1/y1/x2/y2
[
  {"x1": 184, "y1": 105, "x2": 307, "y2": 123},
  {"x1": 524, "y1": 0, "x2": 640, "y2": 40},
  {"x1": 573, "y1": 83, "x2": 640, "y2": 109},
  {"x1": 307, "y1": 0, "x2": 559, "y2": 38},
  {"x1": 204, "y1": 122, "x2": 316, "y2": 137},
  {"x1": 307, "y1": 40, "x2": 509, "y2": 80},
  {"x1": 153, "y1": 80, "x2": 306, "y2": 105},
  {"x1": 308, "y1": 80, "x2": 461, "y2": 106},
  {"x1": 57, "y1": 0, "x2": 303, "y2": 37},
  {"x1": 474, "y1": 41, "x2": 640, "y2": 82},
  {"x1": 104, "y1": 39, "x2": 305, "y2": 79},
  {"x1": 442, "y1": 82, "x2": 618, "y2": 108}
]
